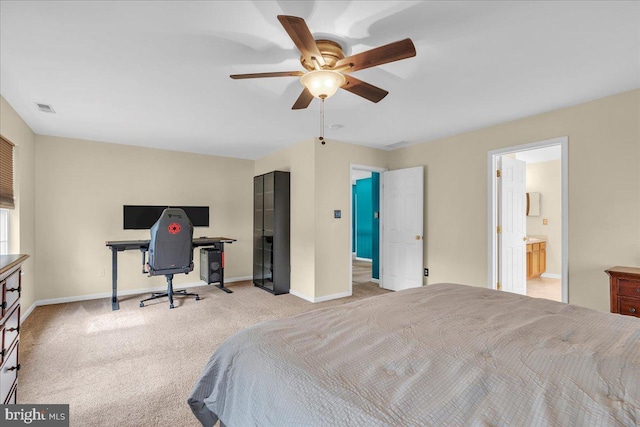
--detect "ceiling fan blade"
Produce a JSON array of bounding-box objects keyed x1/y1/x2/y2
[
  {"x1": 277, "y1": 15, "x2": 325, "y2": 68},
  {"x1": 335, "y1": 38, "x2": 416, "y2": 73},
  {"x1": 292, "y1": 88, "x2": 314, "y2": 110},
  {"x1": 230, "y1": 71, "x2": 304, "y2": 79},
  {"x1": 341, "y1": 75, "x2": 389, "y2": 103}
]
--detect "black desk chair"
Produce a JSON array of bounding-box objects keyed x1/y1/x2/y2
[{"x1": 140, "y1": 208, "x2": 200, "y2": 309}]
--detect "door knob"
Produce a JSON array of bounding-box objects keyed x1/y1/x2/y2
[
  {"x1": 415, "y1": 235, "x2": 421, "y2": 240},
  {"x1": 522, "y1": 237, "x2": 527, "y2": 241}
]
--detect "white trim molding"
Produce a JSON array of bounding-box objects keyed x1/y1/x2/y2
[
  {"x1": 289, "y1": 289, "x2": 314, "y2": 302},
  {"x1": 487, "y1": 136, "x2": 569, "y2": 303},
  {"x1": 20, "y1": 275, "x2": 252, "y2": 323},
  {"x1": 290, "y1": 289, "x2": 352, "y2": 303},
  {"x1": 349, "y1": 163, "x2": 387, "y2": 296},
  {"x1": 313, "y1": 291, "x2": 352, "y2": 303}
]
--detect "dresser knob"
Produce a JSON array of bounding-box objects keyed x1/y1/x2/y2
[
  {"x1": 630, "y1": 308, "x2": 637, "y2": 314},
  {"x1": 636, "y1": 288, "x2": 640, "y2": 293}
]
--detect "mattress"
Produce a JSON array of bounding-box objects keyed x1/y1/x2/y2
[{"x1": 188, "y1": 283, "x2": 640, "y2": 426}]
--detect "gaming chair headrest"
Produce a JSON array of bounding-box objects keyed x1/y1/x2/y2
[{"x1": 148, "y1": 208, "x2": 194, "y2": 275}]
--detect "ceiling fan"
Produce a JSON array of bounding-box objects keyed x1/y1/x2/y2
[{"x1": 230, "y1": 15, "x2": 417, "y2": 110}]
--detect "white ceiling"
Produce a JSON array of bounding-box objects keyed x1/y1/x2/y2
[{"x1": 1, "y1": 1, "x2": 638, "y2": 160}]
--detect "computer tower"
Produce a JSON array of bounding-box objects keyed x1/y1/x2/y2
[{"x1": 200, "y1": 245, "x2": 223, "y2": 285}]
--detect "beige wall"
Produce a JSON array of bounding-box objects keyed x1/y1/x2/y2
[
  {"x1": 35, "y1": 135, "x2": 254, "y2": 300},
  {"x1": 526, "y1": 160, "x2": 561, "y2": 276},
  {"x1": 388, "y1": 89, "x2": 640, "y2": 312},
  {"x1": 255, "y1": 138, "x2": 316, "y2": 298},
  {"x1": 313, "y1": 140, "x2": 387, "y2": 298},
  {"x1": 0, "y1": 96, "x2": 37, "y2": 313},
  {"x1": 3, "y1": 88, "x2": 639, "y2": 313},
  {"x1": 255, "y1": 138, "x2": 387, "y2": 300}
]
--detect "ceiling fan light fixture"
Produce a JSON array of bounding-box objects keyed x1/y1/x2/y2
[{"x1": 300, "y1": 70, "x2": 346, "y2": 99}]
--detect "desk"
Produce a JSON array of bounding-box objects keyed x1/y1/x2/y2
[{"x1": 105, "y1": 237, "x2": 235, "y2": 310}]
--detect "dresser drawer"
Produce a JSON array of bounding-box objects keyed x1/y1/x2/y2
[
  {"x1": 2, "y1": 269, "x2": 21, "y2": 317},
  {"x1": 0, "y1": 342, "x2": 19, "y2": 404},
  {"x1": 1, "y1": 305, "x2": 20, "y2": 366},
  {"x1": 617, "y1": 279, "x2": 640, "y2": 298},
  {"x1": 618, "y1": 298, "x2": 640, "y2": 318},
  {"x1": 0, "y1": 254, "x2": 27, "y2": 406}
]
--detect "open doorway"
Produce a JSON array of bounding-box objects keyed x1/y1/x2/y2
[
  {"x1": 350, "y1": 165, "x2": 386, "y2": 295},
  {"x1": 352, "y1": 169, "x2": 374, "y2": 284},
  {"x1": 488, "y1": 137, "x2": 568, "y2": 303}
]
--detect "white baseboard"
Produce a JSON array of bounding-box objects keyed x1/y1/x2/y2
[
  {"x1": 289, "y1": 289, "x2": 352, "y2": 303},
  {"x1": 371, "y1": 278, "x2": 380, "y2": 284},
  {"x1": 355, "y1": 257, "x2": 372, "y2": 262},
  {"x1": 224, "y1": 275, "x2": 252, "y2": 283},
  {"x1": 20, "y1": 275, "x2": 252, "y2": 323},
  {"x1": 541, "y1": 273, "x2": 562, "y2": 279},
  {"x1": 313, "y1": 291, "x2": 352, "y2": 303},
  {"x1": 289, "y1": 289, "x2": 313, "y2": 302},
  {"x1": 21, "y1": 302, "x2": 38, "y2": 323}
]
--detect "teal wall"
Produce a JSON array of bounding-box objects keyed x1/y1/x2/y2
[
  {"x1": 352, "y1": 173, "x2": 380, "y2": 279},
  {"x1": 352, "y1": 184, "x2": 356, "y2": 252},
  {"x1": 355, "y1": 178, "x2": 373, "y2": 259},
  {"x1": 371, "y1": 172, "x2": 380, "y2": 280}
]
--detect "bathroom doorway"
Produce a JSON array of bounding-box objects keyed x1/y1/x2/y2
[{"x1": 488, "y1": 137, "x2": 568, "y2": 303}]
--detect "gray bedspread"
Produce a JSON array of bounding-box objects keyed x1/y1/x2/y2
[{"x1": 188, "y1": 283, "x2": 640, "y2": 426}]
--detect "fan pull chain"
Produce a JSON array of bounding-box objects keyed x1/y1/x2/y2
[{"x1": 319, "y1": 98, "x2": 326, "y2": 145}]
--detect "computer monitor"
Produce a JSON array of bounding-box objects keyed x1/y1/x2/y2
[{"x1": 123, "y1": 205, "x2": 209, "y2": 229}]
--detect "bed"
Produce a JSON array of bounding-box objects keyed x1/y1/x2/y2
[{"x1": 188, "y1": 283, "x2": 640, "y2": 426}]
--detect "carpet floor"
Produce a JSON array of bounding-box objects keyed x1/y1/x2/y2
[
  {"x1": 19, "y1": 280, "x2": 388, "y2": 427},
  {"x1": 352, "y1": 258, "x2": 372, "y2": 284}
]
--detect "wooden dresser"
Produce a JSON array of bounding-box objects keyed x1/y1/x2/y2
[
  {"x1": 0, "y1": 254, "x2": 28, "y2": 404},
  {"x1": 605, "y1": 266, "x2": 640, "y2": 318}
]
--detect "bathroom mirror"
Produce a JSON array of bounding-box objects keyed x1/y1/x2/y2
[{"x1": 527, "y1": 192, "x2": 540, "y2": 216}]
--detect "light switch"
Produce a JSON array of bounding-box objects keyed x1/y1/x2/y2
[{"x1": 543, "y1": 218, "x2": 548, "y2": 225}]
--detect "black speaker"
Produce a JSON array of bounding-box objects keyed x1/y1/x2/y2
[{"x1": 200, "y1": 245, "x2": 223, "y2": 284}]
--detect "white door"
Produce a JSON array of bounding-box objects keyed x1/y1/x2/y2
[
  {"x1": 499, "y1": 156, "x2": 527, "y2": 295},
  {"x1": 382, "y1": 166, "x2": 424, "y2": 291}
]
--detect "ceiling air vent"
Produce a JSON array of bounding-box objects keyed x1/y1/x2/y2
[
  {"x1": 35, "y1": 103, "x2": 56, "y2": 114},
  {"x1": 385, "y1": 140, "x2": 410, "y2": 150}
]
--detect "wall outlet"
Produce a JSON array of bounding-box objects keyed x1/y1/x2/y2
[
  {"x1": 424, "y1": 268, "x2": 429, "y2": 277},
  {"x1": 543, "y1": 218, "x2": 548, "y2": 225}
]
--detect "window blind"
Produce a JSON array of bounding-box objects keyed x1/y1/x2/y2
[{"x1": 0, "y1": 136, "x2": 15, "y2": 209}]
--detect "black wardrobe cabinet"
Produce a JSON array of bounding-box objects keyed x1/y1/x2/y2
[{"x1": 253, "y1": 171, "x2": 290, "y2": 294}]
